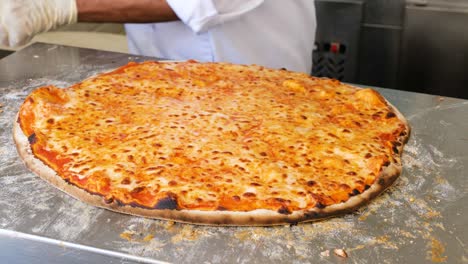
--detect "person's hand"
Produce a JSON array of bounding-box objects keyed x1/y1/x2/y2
[{"x1": 0, "y1": 0, "x2": 77, "y2": 47}]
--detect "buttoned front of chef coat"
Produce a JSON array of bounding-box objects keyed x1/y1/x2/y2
[{"x1": 125, "y1": 0, "x2": 316, "y2": 73}]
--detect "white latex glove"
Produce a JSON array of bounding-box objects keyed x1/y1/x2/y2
[{"x1": 0, "y1": 0, "x2": 77, "y2": 47}]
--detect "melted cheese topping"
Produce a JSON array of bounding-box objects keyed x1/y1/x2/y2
[{"x1": 18, "y1": 61, "x2": 408, "y2": 213}]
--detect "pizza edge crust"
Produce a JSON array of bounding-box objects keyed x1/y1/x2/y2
[{"x1": 13, "y1": 92, "x2": 410, "y2": 227}]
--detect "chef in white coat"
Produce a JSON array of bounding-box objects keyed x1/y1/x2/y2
[{"x1": 0, "y1": 0, "x2": 316, "y2": 73}]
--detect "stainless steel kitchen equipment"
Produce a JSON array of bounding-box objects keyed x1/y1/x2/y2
[
  {"x1": 314, "y1": 0, "x2": 468, "y2": 99},
  {"x1": 399, "y1": 0, "x2": 468, "y2": 99},
  {"x1": 313, "y1": 0, "x2": 405, "y2": 88},
  {"x1": 0, "y1": 43, "x2": 466, "y2": 263},
  {"x1": 313, "y1": 0, "x2": 363, "y2": 81}
]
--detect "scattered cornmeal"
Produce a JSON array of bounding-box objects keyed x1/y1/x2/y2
[
  {"x1": 334, "y1": 248, "x2": 348, "y2": 258},
  {"x1": 119, "y1": 231, "x2": 134, "y2": 241}
]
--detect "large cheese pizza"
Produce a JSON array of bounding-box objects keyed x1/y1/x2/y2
[{"x1": 14, "y1": 61, "x2": 410, "y2": 226}]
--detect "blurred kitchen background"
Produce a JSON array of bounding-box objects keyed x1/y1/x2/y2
[{"x1": 1, "y1": 0, "x2": 467, "y2": 99}]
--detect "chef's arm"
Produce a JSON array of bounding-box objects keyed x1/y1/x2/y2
[
  {"x1": 77, "y1": 0, "x2": 178, "y2": 23},
  {"x1": 79, "y1": 0, "x2": 265, "y2": 32},
  {"x1": 0, "y1": 0, "x2": 178, "y2": 47},
  {"x1": 0, "y1": 0, "x2": 263, "y2": 47}
]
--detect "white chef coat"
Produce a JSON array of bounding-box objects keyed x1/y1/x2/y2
[{"x1": 125, "y1": 0, "x2": 316, "y2": 73}]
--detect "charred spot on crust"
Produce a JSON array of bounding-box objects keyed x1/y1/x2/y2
[
  {"x1": 364, "y1": 184, "x2": 371, "y2": 190},
  {"x1": 385, "y1": 112, "x2": 396, "y2": 118},
  {"x1": 104, "y1": 197, "x2": 114, "y2": 204},
  {"x1": 28, "y1": 133, "x2": 37, "y2": 144},
  {"x1": 278, "y1": 206, "x2": 292, "y2": 215},
  {"x1": 115, "y1": 199, "x2": 125, "y2": 207},
  {"x1": 128, "y1": 201, "x2": 150, "y2": 209},
  {"x1": 305, "y1": 211, "x2": 320, "y2": 218},
  {"x1": 382, "y1": 161, "x2": 391, "y2": 167},
  {"x1": 315, "y1": 202, "x2": 326, "y2": 209},
  {"x1": 349, "y1": 189, "x2": 361, "y2": 196},
  {"x1": 155, "y1": 194, "x2": 179, "y2": 210},
  {"x1": 392, "y1": 145, "x2": 399, "y2": 154},
  {"x1": 378, "y1": 178, "x2": 385, "y2": 185}
]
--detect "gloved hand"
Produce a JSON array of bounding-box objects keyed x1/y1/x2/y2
[{"x1": 0, "y1": 0, "x2": 77, "y2": 47}]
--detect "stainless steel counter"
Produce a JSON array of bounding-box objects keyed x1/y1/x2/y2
[{"x1": 0, "y1": 43, "x2": 466, "y2": 263}]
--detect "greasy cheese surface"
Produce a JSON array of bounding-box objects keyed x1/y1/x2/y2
[{"x1": 19, "y1": 61, "x2": 407, "y2": 213}]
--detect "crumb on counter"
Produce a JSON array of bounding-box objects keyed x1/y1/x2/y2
[{"x1": 334, "y1": 248, "x2": 348, "y2": 258}]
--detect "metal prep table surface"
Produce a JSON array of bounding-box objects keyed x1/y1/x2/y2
[{"x1": 0, "y1": 43, "x2": 466, "y2": 264}]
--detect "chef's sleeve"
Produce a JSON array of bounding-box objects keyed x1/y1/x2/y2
[{"x1": 166, "y1": 0, "x2": 264, "y2": 33}]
